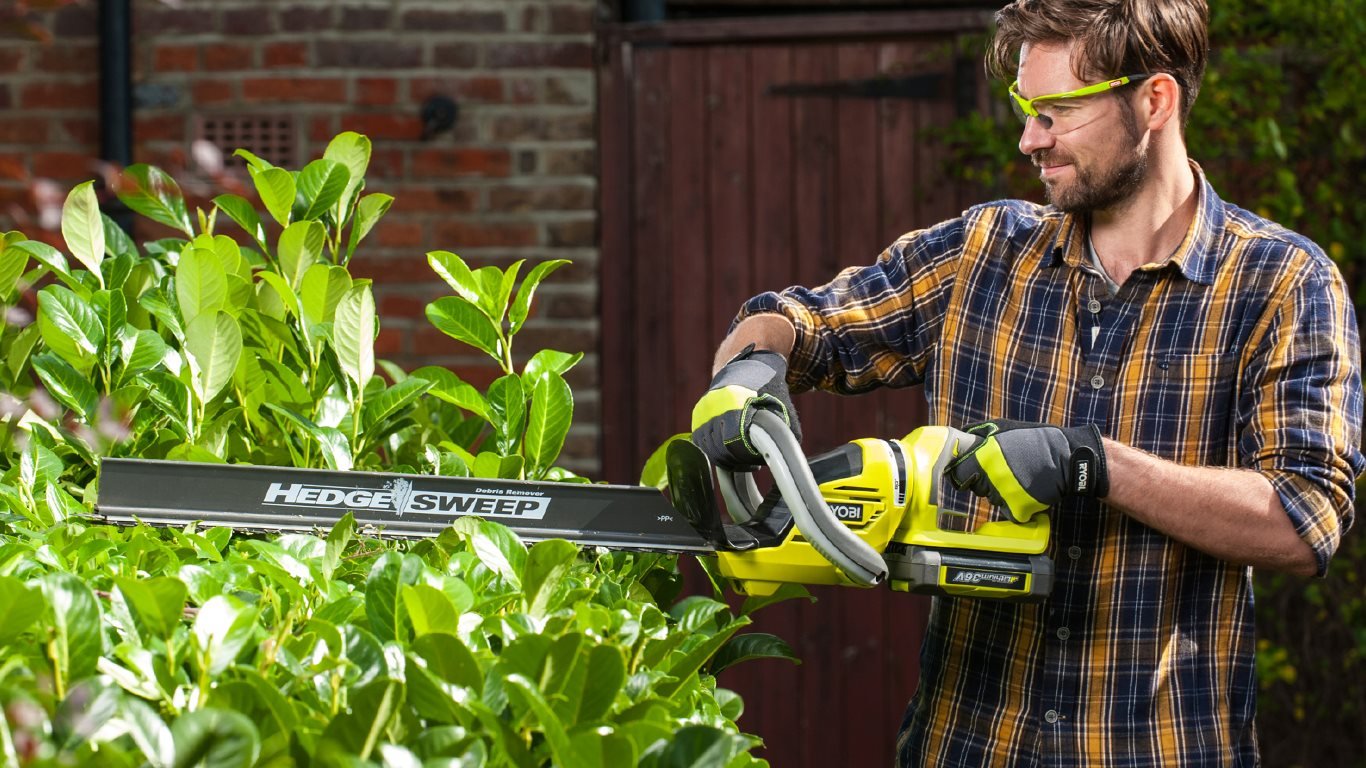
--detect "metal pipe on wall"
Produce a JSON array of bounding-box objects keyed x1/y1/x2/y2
[{"x1": 99, "y1": 0, "x2": 134, "y2": 233}]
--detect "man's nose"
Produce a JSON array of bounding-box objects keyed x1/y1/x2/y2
[{"x1": 1018, "y1": 116, "x2": 1054, "y2": 156}]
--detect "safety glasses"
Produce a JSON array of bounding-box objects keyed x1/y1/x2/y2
[{"x1": 1008, "y1": 74, "x2": 1152, "y2": 134}]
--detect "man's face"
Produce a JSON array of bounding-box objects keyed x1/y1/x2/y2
[{"x1": 1016, "y1": 42, "x2": 1148, "y2": 214}]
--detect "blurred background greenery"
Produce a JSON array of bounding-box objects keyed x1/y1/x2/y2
[{"x1": 941, "y1": 2, "x2": 1365, "y2": 764}]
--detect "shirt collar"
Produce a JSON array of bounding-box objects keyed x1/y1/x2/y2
[{"x1": 1045, "y1": 160, "x2": 1224, "y2": 286}]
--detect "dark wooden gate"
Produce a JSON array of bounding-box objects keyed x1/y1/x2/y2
[{"x1": 598, "y1": 11, "x2": 991, "y2": 765}]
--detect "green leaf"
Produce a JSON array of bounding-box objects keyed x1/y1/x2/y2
[
  {"x1": 637, "y1": 725, "x2": 754, "y2": 768},
  {"x1": 413, "y1": 633, "x2": 483, "y2": 690},
  {"x1": 738, "y1": 582, "x2": 814, "y2": 617},
  {"x1": 212, "y1": 194, "x2": 270, "y2": 255},
  {"x1": 363, "y1": 376, "x2": 432, "y2": 428},
  {"x1": 296, "y1": 158, "x2": 350, "y2": 222},
  {"x1": 61, "y1": 180, "x2": 105, "y2": 285},
  {"x1": 656, "y1": 616, "x2": 750, "y2": 699},
  {"x1": 324, "y1": 131, "x2": 371, "y2": 214},
  {"x1": 191, "y1": 595, "x2": 258, "y2": 676},
  {"x1": 578, "y1": 644, "x2": 627, "y2": 722},
  {"x1": 365, "y1": 552, "x2": 424, "y2": 643},
  {"x1": 640, "y1": 433, "x2": 690, "y2": 489},
  {"x1": 120, "y1": 697, "x2": 175, "y2": 768},
  {"x1": 709, "y1": 632, "x2": 799, "y2": 674},
  {"x1": 461, "y1": 518, "x2": 525, "y2": 588},
  {"x1": 102, "y1": 213, "x2": 137, "y2": 260},
  {"x1": 505, "y1": 674, "x2": 587, "y2": 767},
  {"x1": 346, "y1": 193, "x2": 393, "y2": 260},
  {"x1": 185, "y1": 311, "x2": 243, "y2": 404},
  {"x1": 487, "y1": 374, "x2": 526, "y2": 454},
  {"x1": 300, "y1": 262, "x2": 352, "y2": 328},
  {"x1": 7, "y1": 323, "x2": 40, "y2": 382},
  {"x1": 120, "y1": 328, "x2": 169, "y2": 381},
  {"x1": 322, "y1": 511, "x2": 355, "y2": 582},
  {"x1": 36, "y1": 284, "x2": 101, "y2": 372},
  {"x1": 115, "y1": 576, "x2": 188, "y2": 644},
  {"x1": 523, "y1": 349, "x2": 583, "y2": 392},
  {"x1": 0, "y1": 238, "x2": 28, "y2": 303},
  {"x1": 40, "y1": 571, "x2": 104, "y2": 684},
  {"x1": 253, "y1": 167, "x2": 296, "y2": 228},
  {"x1": 170, "y1": 708, "x2": 260, "y2": 768},
  {"x1": 426, "y1": 251, "x2": 484, "y2": 309},
  {"x1": 276, "y1": 220, "x2": 325, "y2": 291},
  {"x1": 0, "y1": 575, "x2": 46, "y2": 645},
  {"x1": 426, "y1": 296, "x2": 502, "y2": 364},
  {"x1": 402, "y1": 583, "x2": 460, "y2": 638},
  {"x1": 522, "y1": 539, "x2": 578, "y2": 618},
  {"x1": 524, "y1": 372, "x2": 573, "y2": 478},
  {"x1": 232, "y1": 148, "x2": 274, "y2": 175},
  {"x1": 11, "y1": 239, "x2": 75, "y2": 290},
  {"x1": 333, "y1": 282, "x2": 375, "y2": 390},
  {"x1": 117, "y1": 164, "x2": 193, "y2": 236},
  {"x1": 509, "y1": 259, "x2": 569, "y2": 334},
  {"x1": 175, "y1": 246, "x2": 228, "y2": 326},
  {"x1": 31, "y1": 352, "x2": 98, "y2": 419},
  {"x1": 92, "y1": 289, "x2": 127, "y2": 368},
  {"x1": 413, "y1": 365, "x2": 491, "y2": 421},
  {"x1": 320, "y1": 678, "x2": 403, "y2": 760}
]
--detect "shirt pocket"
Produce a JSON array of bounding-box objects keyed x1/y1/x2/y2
[{"x1": 1124, "y1": 352, "x2": 1239, "y2": 463}]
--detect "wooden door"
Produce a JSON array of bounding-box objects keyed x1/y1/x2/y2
[{"x1": 599, "y1": 11, "x2": 991, "y2": 766}]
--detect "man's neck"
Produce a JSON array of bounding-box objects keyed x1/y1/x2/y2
[{"x1": 1088, "y1": 149, "x2": 1198, "y2": 287}]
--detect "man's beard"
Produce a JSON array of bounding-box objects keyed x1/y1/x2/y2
[{"x1": 1034, "y1": 110, "x2": 1148, "y2": 214}]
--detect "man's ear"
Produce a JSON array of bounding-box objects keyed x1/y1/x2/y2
[{"x1": 1143, "y1": 74, "x2": 1181, "y2": 131}]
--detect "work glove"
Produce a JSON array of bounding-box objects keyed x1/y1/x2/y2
[
  {"x1": 690, "y1": 344, "x2": 801, "y2": 471},
  {"x1": 943, "y1": 419, "x2": 1108, "y2": 523}
]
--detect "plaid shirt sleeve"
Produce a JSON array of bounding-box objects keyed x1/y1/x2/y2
[
  {"x1": 1238, "y1": 258, "x2": 1364, "y2": 575},
  {"x1": 734, "y1": 215, "x2": 969, "y2": 396}
]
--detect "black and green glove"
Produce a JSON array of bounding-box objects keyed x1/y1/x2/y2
[
  {"x1": 690, "y1": 344, "x2": 801, "y2": 471},
  {"x1": 943, "y1": 419, "x2": 1108, "y2": 522}
]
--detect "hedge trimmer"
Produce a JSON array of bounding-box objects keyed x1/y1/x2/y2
[{"x1": 98, "y1": 410, "x2": 1052, "y2": 601}]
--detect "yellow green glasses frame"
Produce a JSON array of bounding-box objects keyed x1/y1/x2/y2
[{"x1": 1008, "y1": 74, "x2": 1152, "y2": 133}]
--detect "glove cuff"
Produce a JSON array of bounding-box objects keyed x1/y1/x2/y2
[{"x1": 1062, "y1": 424, "x2": 1108, "y2": 498}]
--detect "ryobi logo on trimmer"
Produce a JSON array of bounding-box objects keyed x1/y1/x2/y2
[
  {"x1": 829, "y1": 503, "x2": 865, "y2": 523},
  {"x1": 262, "y1": 480, "x2": 550, "y2": 520}
]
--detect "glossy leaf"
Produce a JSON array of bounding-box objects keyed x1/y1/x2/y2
[
  {"x1": 212, "y1": 194, "x2": 269, "y2": 255},
  {"x1": 175, "y1": 246, "x2": 228, "y2": 326},
  {"x1": 252, "y1": 167, "x2": 296, "y2": 228},
  {"x1": 487, "y1": 374, "x2": 526, "y2": 454},
  {"x1": 115, "y1": 576, "x2": 188, "y2": 644},
  {"x1": 365, "y1": 552, "x2": 424, "y2": 643},
  {"x1": 0, "y1": 238, "x2": 28, "y2": 302},
  {"x1": 413, "y1": 365, "x2": 491, "y2": 421},
  {"x1": 40, "y1": 571, "x2": 104, "y2": 685},
  {"x1": 426, "y1": 251, "x2": 483, "y2": 309},
  {"x1": 300, "y1": 262, "x2": 352, "y2": 328},
  {"x1": 169, "y1": 708, "x2": 260, "y2": 768},
  {"x1": 345, "y1": 193, "x2": 393, "y2": 260},
  {"x1": 36, "y1": 284, "x2": 101, "y2": 372},
  {"x1": 363, "y1": 376, "x2": 432, "y2": 429},
  {"x1": 31, "y1": 353, "x2": 97, "y2": 419},
  {"x1": 509, "y1": 259, "x2": 569, "y2": 334},
  {"x1": 524, "y1": 372, "x2": 572, "y2": 478},
  {"x1": 522, "y1": 539, "x2": 578, "y2": 618},
  {"x1": 323, "y1": 131, "x2": 371, "y2": 214},
  {"x1": 276, "y1": 220, "x2": 325, "y2": 290},
  {"x1": 402, "y1": 583, "x2": 460, "y2": 638},
  {"x1": 0, "y1": 575, "x2": 45, "y2": 645},
  {"x1": 61, "y1": 180, "x2": 105, "y2": 284},
  {"x1": 184, "y1": 311, "x2": 242, "y2": 404},
  {"x1": 296, "y1": 158, "x2": 350, "y2": 222},
  {"x1": 333, "y1": 282, "x2": 375, "y2": 390},
  {"x1": 192, "y1": 595, "x2": 258, "y2": 676},
  {"x1": 92, "y1": 289, "x2": 127, "y2": 368},
  {"x1": 425, "y1": 296, "x2": 501, "y2": 364},
  {"x1": 116, "y1": 164, "x2": 193, "y2": 235}
]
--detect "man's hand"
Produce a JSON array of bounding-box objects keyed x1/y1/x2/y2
[
  {"x1": 690, "y1": 344, "x2": 801, "y2": 471},
  {"x1": 943, "y1": 420, "x2": 1108, "y2": 522}
]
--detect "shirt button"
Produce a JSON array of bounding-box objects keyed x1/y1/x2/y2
[
  {"x1": 1090, "y1": 374, "x2": 1105, "y2": 389},
  {"x1": 1057, "y1": 627, "x2": 1071, "y2": 640},
  {"x1": 1068, "y1": 546, "x2": 1082, "y2": 560},
  {"x1": 1044, "y1": 710, "x2": 1060, "y2": 724},
  {"x1": 1087, "y1": 299, "x2": 1102, "y2": 313}
]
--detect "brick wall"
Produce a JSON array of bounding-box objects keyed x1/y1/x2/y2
[{"x1": 0, "y1": 0, "x2": 606, "y2": 474}]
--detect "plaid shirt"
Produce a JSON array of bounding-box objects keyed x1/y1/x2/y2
[{"x1": 737, "y1": 166, "x2": 1364, "y2": 768}]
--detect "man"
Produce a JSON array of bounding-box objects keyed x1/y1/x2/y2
[{"x1": 689, "y1": 0, "x2": 1364, "y2": 765}]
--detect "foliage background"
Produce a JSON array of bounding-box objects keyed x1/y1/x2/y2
[{"x1": 941, "y1": 2, "x2": 1366, "y2": 764}]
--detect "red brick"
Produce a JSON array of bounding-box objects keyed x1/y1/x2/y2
[
  {"x1": 489, "y1": 184, "x2": 594, "y2": 213},
  {"x1": 281, "y1": 6, "x2": 333, "y2": 32},
  {"x1": 549, "y1": 5, "x2": 596, "y2": 35},
  {"x1": 20, "y1": 81, "x2": 98, "y2": 110},
  {"x1": 135, "y1": 115, "x2": 185, "y2": 142},
  {"x1": 33, "y1": 152, "x2": 95, "y2": 181},
  {"x1": 542, "y1": 147, "x2": 596, "y2": 176},
  {"x1": 53, "y1": 4, "x2": 97, "y2": 37},
  {"x1": 60, "y1": 119, "x2": 99, "y2": 145},
  {"x1": 137, "y1": 9, "x2": 213, "y2": 35},
  {"x1": 368, "y1": 148, "x2": 405, "y2": 179},
  {"x1": 390, "y1": 187, "x2": 478, "y2": 214},
  {"x1": 490, "y1": 113, "x2": 594, "y2": 142},
  {"x1": 507, "y1": 78, "x2": 538, "y2": 104},
  {"x1": 316, "y1": 41, "x2": 420, "y2": 70},
  {"x1": 0, "y1": 49, "x2": 22, "y2": 74},
  {"x1": 411, "y1": 76, "x2": 504, "y2": 104},
  {"x1": 379, "y1": 292, "x2": 425, "y2": 319},
  {"x1": 373, "y1": 219, "x2": 424, "y2": 248},
  {"x1": 309, "y1": 115, "x2": 337, "y2": 143},
  {"x1": 204, "y1": 44, "x2": 254, "y2": 72},
  {"x1": 340, "y1": 6, "x2": 393, "y2": 30},
  {"x1": 191, "y1": 80, "x2": 236, "y2": 106},
  {"x1": 546, "y1": 219, "x2": 597, "y2": 248},
  {"x1": 338, "y1": 113, "x2": 420, "y2": 141},
  {"x1": 0, "y1": 118, "x2": 50, "y2": 144},
  {"x1": 0, "y1": 155, "x2": 26, "y2": 180},
  {"x1": 432, "y1": 219, "x2": 538, "y2": 249},
  {"x1": 35, "y1": 44, "x2": 97, "y2": 74},
  {"x1": 154, "y1": 45, "x2": 199, "y2": 72},
  {"x1": 0, "y1": 85, "x2": 9, "y2": 111},
  {"x1": 375, "y1": 327, "x2": 404, "y2": 356},
  {"x1": 263, "y1": 42, "x2": 307, "y2": 69},
  {"x1": 356, "y1": 78, "x2": 398, "y2": 106},
  {"x1": 545, "y1": 75, "x2": 593, "y2": 106},
  {"x1": 242, "y1": 78, "x2": 347, "y2": 103},
  {"x1": 222, "y1": 8, "x2": 274, "y2": 36},
  {"x1": 512, "y1": 324, "x2": 597, "y2": 354},
  {"x1": 412, "y1": 148, "x2": 512, "y2": 179},
  {"x1": 432, "y1": 45, "x2": 478, "y2": 69},
  {"x1": 350, "y1": 253, "x2": 441, "y2": 284},
  {"x1": 400, "y1": 10, "x2": 505, "y2": 32},
  {"x1": 485, "y1": 42, "x2": 592, "y2": 69}
]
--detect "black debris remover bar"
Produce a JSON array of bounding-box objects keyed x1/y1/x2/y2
[{"x1": 96, "y1": 458, "x2": 717, "y2": 555}]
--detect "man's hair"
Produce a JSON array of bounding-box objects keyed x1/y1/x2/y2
[{"x1": 986, "y1": 0, "x2": 1209, "y2": 129}]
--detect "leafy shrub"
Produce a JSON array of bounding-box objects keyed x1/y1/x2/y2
[{"x1": 0, "y1": 133, "x2": 786, "y2": 766}]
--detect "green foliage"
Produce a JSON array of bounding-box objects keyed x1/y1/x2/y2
[
  {"x1": 940, "y1": 6, "x2": 1366, "y2": 762},
  {"x1": 0, "y1": 133, "x2": 793, "y2": 765}
]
